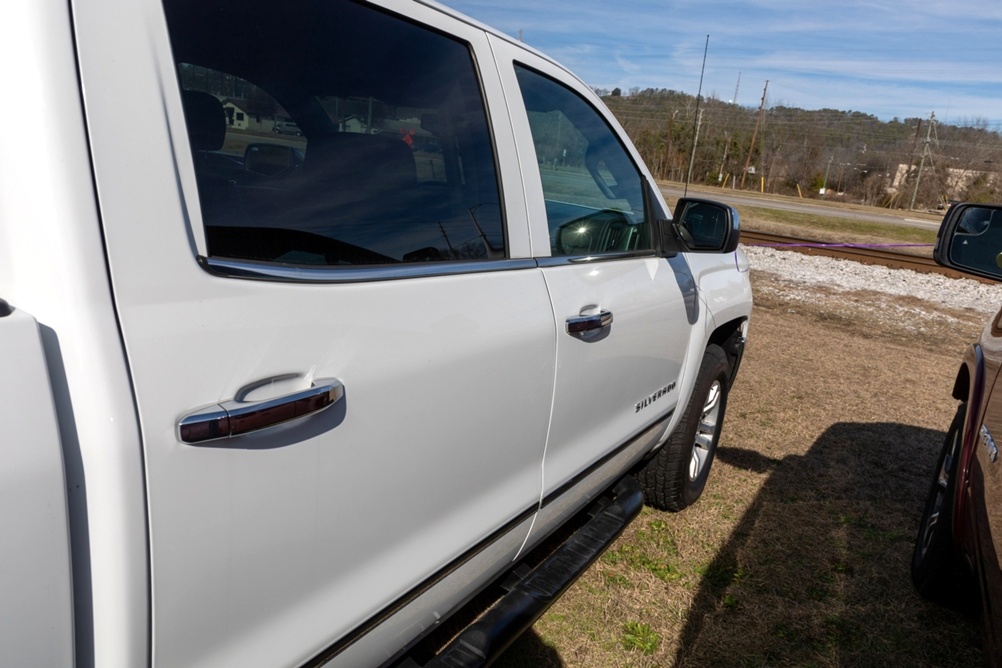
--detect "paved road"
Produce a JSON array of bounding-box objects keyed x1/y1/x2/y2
[{"x1": 660, "y1": 184, "x2": 943, "y2": 231}]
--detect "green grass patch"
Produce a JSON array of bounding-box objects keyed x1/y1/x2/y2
[
  {"x1": 602, "y1": 543, "x2": 682, "y2": 582},
  {"x1": 620, "y1": 621, "x2": 661, "y2": 654},
  {"x1": 741, "y1": 205, "x2": 938, "y2": 245},
  {"x1": 603, "y1": 572, "x2": 631, "y2": 587}
]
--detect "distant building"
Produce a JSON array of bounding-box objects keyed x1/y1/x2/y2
[{"x1": 892, "y1": 163, "x2": 999, "y2": 198}]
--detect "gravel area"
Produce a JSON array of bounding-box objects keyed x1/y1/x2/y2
[
  {"x1": 741, "y1": 245, "x2": 1002, "y2": 343},
  {"x1": 742, "y1": 245, "x2": 1002, "y2": 315}
]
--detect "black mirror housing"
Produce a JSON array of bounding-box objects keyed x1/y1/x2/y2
[
  {"x1": 934, "y1": 203, "x2": 1002, "y2": 282},
  {"x1": 671, "y1": 197, "x2": 740, "y2": 253},
  {"x1": 645, "y1": 181, "x2": 681, "y2": 257}
]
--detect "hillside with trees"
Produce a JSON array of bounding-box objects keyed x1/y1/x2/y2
[{"x1": 598, "y1": 87, "x2": 1002, "y2": 209}]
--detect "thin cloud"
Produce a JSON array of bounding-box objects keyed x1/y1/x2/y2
[{"x1": 441, "y1": 0, "x2": 1002, "y2": 125}]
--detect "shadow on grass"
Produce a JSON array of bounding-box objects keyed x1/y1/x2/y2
[
  {"x1": 673, "y1": 422, "x2": 985, "y2": 667},
  {"x1": 494, "y1": 628, "x2": 565, "y2": 667}
]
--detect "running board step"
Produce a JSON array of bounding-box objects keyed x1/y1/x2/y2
[{"x1": 415, "y1": 475, "x2": 644, "y2": 668}]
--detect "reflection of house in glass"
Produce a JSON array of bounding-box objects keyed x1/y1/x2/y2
[
  {"x1": 337, "y1": 115, "x2": 368, "y2": 134},
  {"x1": 218, "y1": 93, "x2": 294, "y2": 134},
  {"x1": 177, "y1": 64, "x2": 290, "y2": 134},
  {"x1": 328, "y1": 113, "x2": 446, "y2": 182},
  {"x1": 220, "y1": 99, "x2": 249, "y2": 130},
  {"x1": 220, "y1": 96, "x2": 292, "y2": 133}
]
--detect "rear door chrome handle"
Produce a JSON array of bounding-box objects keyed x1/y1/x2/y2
[
  {"x1": 566, "y1": 310, "x2": 613, "y2": 335},
  {"x1": 178, "y1": 378, "x2": 344, "y2": 444}
]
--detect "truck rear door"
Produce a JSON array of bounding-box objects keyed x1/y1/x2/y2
[{"x1": 74, "y1": 0, "x2": 553, "y2": 665}]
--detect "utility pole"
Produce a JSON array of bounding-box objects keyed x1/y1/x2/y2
[
  {"x1": 821, "y1": 155, "x2": 834, "y2": 195},
  {"x1": 908, "y1": 118, "x2": 923, "y2": 163},
  {"x1": 686, "y1": 108, "x2": 704, "y2": 187},
  {"x1": 732, "y1": 72, "x2": 741, "y2": 105},
  {"x1": 741, "y1": 80, "x2": 768, "y2": 188},
  {"x1": 684, "y1": 35, "x2": 710, "y2": 196},
  {"x1": 663, "y1": 110, "x2": 677, "y2": 180},
  {"x1": 909, "y1": 111, "x2": 936, "y2": 210},
  {"x1": 718, "y1": 131, "x2": 730, "y2": 183}
]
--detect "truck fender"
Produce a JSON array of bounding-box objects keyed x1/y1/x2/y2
[{"x1": 0, "y1": 303, "x2": 75, "y2": 665}]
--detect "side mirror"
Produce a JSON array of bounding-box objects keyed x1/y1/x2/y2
[
  {"x1": 672, "y1": 198, "x2": 740, "y2": 253},
  {"x1": 244, "y1": 143, "x2": 298, "y2": 177},
  {"x1": 934, "y1": 203, "x2": 1002, "y2": 282}
]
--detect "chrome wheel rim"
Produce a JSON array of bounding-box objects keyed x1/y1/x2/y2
[{"x1": 689, "y1": 380, "x2": 722, "y2": 481}]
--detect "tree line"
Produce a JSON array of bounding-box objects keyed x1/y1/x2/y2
[{"x1": 598, "y1": 87, "x2": 1002, "y2": 209}]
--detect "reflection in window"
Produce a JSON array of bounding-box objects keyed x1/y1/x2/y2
[
  {"x1": 950, "y1": 206, "x2": 1002, "y2": 275},
  {"x1": 514, "y1": 65, "x2": 650, "y2": 257},
  {"x1": 165, "y1": 0, "x2": 505, "y2": 266}
]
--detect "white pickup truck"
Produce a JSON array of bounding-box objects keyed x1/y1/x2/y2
[{"x1": 0, "y1": 0, "x2": 752, "y2": 666}]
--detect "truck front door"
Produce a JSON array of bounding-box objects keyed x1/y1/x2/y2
[{"x1": 493, "y1": 42, "x2": 694, "y2": 505}]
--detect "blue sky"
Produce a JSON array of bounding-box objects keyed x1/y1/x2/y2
[{"x1": 439, "y1": 0, "x2": 1002, "y2": 129}]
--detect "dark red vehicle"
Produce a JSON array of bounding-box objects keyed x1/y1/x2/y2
[{"x1": 913, "y1": 203, "x2": 1002, "y2": 663}]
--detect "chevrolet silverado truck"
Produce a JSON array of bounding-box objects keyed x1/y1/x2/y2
[{"x1": 0, "y1": 0, "x2": 752, "y2": 666}]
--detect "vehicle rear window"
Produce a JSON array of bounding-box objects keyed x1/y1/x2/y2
[{"x1": 163, "y1": 0, "x2": 504, "y2": 267}]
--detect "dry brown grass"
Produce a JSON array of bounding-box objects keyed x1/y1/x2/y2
[{"x1": 496, "y1": 269, "x2": 989, "y2": 667}]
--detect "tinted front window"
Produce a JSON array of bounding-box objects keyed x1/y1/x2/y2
[
  {"x1": 164, "y1": 0, "x2": 504, "y2": 266},
  {"x1": 514, "y1": 65, "x2": 650, "y2": 257}
]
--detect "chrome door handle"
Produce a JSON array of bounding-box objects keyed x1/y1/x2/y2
[
  {"x1": 566, "y1": 310, "x2": 613, "y2": 335},
  {"x1": 178, "y1": 379, "x2": 344, "y2": 444}
]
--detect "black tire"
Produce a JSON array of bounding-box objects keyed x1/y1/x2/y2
[
  {"x1": 637, "y1": 344, "x2": 730, "y2": 512},
  {"x1": 911, "y1": 404, "x2": 976, "y2": 609}
]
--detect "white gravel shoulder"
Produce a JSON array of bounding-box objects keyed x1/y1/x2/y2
[{"x1": 742, "y1": 245, "x2": 1002, "y2": 316}]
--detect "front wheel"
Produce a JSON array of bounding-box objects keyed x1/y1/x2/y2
[
  {"x1": 911, "y1": 404, "x2": 976, "y2": 609},
  {"x1": 637, "y1": 344, "x2": 730, "y2": 512}
]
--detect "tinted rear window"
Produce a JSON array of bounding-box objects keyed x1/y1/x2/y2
[{"x1": 164, "y1": 0, "x2": 505, "y2": 267}]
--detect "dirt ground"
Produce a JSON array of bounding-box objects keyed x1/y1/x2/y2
[{"x1": 497, "y1": 268, "x2": 992, "y2": 667}]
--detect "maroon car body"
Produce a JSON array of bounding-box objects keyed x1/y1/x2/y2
[{"x1": 913, "y1": 202, "x2": 1002, "y2": 664}]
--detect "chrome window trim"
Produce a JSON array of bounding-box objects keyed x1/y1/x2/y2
[
  {"x1": 536, "y1": 251, "x2": 658, "y2": 267},
  {"x1": 200, "y1": 252, "x2": 660, "y2": 283},
  {"x1": 198, "y1": 256, "x2": 538, "y2": 283}
]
